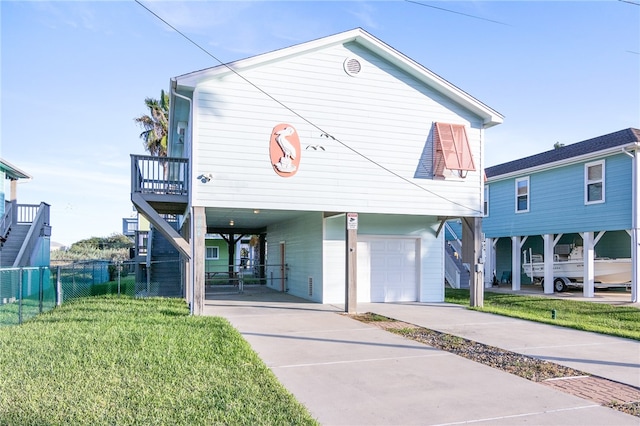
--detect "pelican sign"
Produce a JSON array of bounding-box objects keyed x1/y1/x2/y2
[{"x1": 270, "y1": 123, "x2": 301, "y2": 177}]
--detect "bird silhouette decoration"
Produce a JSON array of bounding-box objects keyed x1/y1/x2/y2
[{"x1": 273, "y1": 126, "x2": 298, "y2": 173}]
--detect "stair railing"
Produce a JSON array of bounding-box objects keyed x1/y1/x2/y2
[
  {"x1": 13, "y1": 203, "x2": 51, "y2": 267},
  {"x1": 0, "y1": 201, "x2": 16, "y2": 241}
]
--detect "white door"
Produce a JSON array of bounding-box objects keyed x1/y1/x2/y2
[{"x1": 364, "y1": 238, "x2": 417, "y2": 302}]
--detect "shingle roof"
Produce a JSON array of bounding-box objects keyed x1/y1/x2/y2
[{"x1": 485, "y1": 128, "x2": 640, "y2": 178}]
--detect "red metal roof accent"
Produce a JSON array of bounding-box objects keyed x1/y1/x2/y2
[{"x1": 434, "y1": 123, "x2": 476, "y2": 172}]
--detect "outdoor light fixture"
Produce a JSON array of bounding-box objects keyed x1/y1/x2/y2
[
  {"x1": 253, "y1": 210, "x2": 260, "y2": 214},
  {"x1": 197, "y1": 173, "x2": 212, "y2": 183},
  {"x1": 229, "y1": 220, "x2": 234, "y2": 226}
]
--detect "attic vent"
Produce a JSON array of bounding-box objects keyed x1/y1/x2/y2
[{"x1": 343, "y1": 57, "x2": 362, "y2": 76}]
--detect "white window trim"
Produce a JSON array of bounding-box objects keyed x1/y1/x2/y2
[
  {"x1": 584, "y1": 160, "x2": 605, "y2": 205},
  {"x1": 515, "y1": 176, "x2": 530, "y2": 213},
  {"x1": 206, "y1": 246, "x2": 220, "y2": 260}
]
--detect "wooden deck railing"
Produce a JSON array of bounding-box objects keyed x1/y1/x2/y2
[
  {"x1": 13, "y1": 202, "x2": 51, "y2": 267},
  {"x1": 1, "y1": 202, "x2": 50, "y2": 241},
  {"x1": 130, "y1": 155, "x2": 189, "y2": 196}
]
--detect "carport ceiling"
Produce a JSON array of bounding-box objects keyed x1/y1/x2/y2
[{"x1": 204, "y1": 208, "x2": 312, "y2": 231}]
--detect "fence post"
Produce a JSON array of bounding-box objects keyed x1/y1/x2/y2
[
  {"x1": 56, "y1": 265, "x2": 62, "y2": 306},
  {"x1": 18, "y1": 268, "x2": 23, "y2": 325},
  {"x1": 39, "y1": 266, "x2": 44, "y2": 313},
  {"x1": 117, "y1": 261, "x2": 121, "y2": 296}
]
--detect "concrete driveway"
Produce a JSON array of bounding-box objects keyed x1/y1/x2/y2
[{"x1": 204, "y1": 286, "x2": 639, "y2": 425}]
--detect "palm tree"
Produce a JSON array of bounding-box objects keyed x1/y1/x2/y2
[{"x1": 134, "y1": 90, "x2": 169, "y2": 157}]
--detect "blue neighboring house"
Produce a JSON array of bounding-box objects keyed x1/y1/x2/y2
[
  {"x1": 0, "y1": 158, "x2": 51, "y2": 268},
  {"x1": 483, "y1": 128, "x2": 639, "y2": 302}
]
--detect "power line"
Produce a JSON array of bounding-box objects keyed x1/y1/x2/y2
[
  {"x1": 134, "y1": 0, "x2": 484, "y2": 215},
  {"x1": 404, "y1": 0, "x2": 511, "y2": 26}
]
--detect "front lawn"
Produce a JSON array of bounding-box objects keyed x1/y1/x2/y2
[
  {"x1": 0, "y1": 296, "x2": 318, "y2": 425},
  {"x1": 445, "y1": 288, "x2": 640, "y2": 340}
]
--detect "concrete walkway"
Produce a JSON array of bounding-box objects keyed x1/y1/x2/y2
[{"x1": 204, "y1": 286, "x2": 639, "y2": 425}]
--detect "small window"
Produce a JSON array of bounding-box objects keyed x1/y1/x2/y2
[
  {"x1": 585, "y1": 160, "x2": 605, "y2": 204},
  {"x1": 206, "y1": 246, "x2": 219, "y2": 260},
  {"x1": 483, "y1": 185, "x2": 489, "y2": 216},
  {"x1": 515, "y1": 177, "x2": 529, "y2": 213}
]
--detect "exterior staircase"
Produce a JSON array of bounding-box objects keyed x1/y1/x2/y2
[
  {"x1": 148, "y1": 227, "x2": 183, "y2": 297},
  {"x1": 0, "y1": 224, "x2": 29, "y2": 267},
  {"x1": 444, "y1": 221, "x2": 470, "y2": 289},
  {"x1": 445, "y1": 242, "x2": 470, "y2": 289}
]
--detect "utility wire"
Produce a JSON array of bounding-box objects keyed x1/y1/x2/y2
[
  {"x1": 404, "y1": 0, "x2": 511, "y2": 26},
  {"x1": 135, "y1": 0, "x2": 484, "y2": 215}
]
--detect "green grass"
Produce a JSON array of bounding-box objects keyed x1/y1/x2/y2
[
  {"x1": 0, "y1": 296, "x2": 318, "y2": 425},
  {"x1": 445, "y1": 288, "x2": 640, "y2": 341}
]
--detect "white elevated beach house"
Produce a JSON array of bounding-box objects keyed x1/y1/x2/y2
[{"x1": 131, "y1": 28, "x2": 503, "y2": 314}]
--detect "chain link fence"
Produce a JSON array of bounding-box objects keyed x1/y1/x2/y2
[
  {"x1": 0, "y1": 260, "x2": 137, "y2": 327},
  {"x1": 0, "y1": 259, "x2": 285, "y2": 326},
  {"x1": 0, "y1": 267, "x2": 55, "y2": 326}
]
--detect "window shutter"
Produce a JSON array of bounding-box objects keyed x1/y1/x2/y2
[{"x1": 434, "y1": 123, "x2": 476, "y2": 177}]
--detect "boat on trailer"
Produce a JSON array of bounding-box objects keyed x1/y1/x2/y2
[{"x1": 522, "y1": 245, "x2": 632, "y2": 292}]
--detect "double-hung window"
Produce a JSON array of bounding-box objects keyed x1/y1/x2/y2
[
  {"x1": 515, "y1": 177, "x2": 529, "y2": 213},
  {"x1": 206, "y1": 246, "x2": 219, "y2": 260},
  {"x1": 585, "y1": 160, "x2": 605, "y2": 204}
]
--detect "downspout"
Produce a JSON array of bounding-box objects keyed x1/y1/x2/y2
[
  {"x1": 623, "y1": 144, "x2": 640, "y2": 303},
  {"x1": 171, "y1": 83, "x2": 195, "y2": 314},
  {"x1": 622, "y1": 147, "x2": 639, "y2": 302}
]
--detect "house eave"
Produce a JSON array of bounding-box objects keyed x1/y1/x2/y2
[
  {"x1": 485, "y1": 142, "x2": 639, "y2": 183},
  {"x1": 0, "y1": 158, "x2": 31, "y2": 181},
  {"x1": 172, "y1": 28, "x2": 503, "y2": 128}
]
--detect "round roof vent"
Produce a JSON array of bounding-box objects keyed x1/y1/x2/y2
[{"x1": 343, "y1": 57, "x2": 362, "y2": 77}]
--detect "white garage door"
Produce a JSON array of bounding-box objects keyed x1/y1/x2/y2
[{"x1": 365, "y1": 238, "x2": 417, "y2": 302}]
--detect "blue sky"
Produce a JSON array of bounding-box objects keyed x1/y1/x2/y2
[{"x1": 2, "y1": 1, "x2": 638, "y2": 246}]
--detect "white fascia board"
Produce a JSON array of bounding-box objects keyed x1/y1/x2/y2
[
  {"x1": 486, "y1": 142, "x2": 640, "y2": 183},
  {"x1": 0, "y1": 158, "x2": 32, "y2": 180},
  {"x1": 352, "y1": 33, "x2": 503, "y2": 129},
  {"x1": 173, "y1": 29, "x2": 362, "y2": 90},
  {"x1": 172, "y1": 28, "x2": 503, "y2": 128}
]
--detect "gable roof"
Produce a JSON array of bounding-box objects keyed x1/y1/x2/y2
[
  {"x1": 171, "y1": 28, "x2": 503, "y2": 128},
  {"x1": 485, "y1": 128, "x2": 640, "y2": 179}
]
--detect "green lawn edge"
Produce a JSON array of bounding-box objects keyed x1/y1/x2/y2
[
  {"x1": 445, "y1": 288, "x2": 640, "y2": 341},
  {"x1": 0, "y1": 296, "x2": 318, "y2": 425}
]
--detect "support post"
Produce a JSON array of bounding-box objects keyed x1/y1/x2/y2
[
  {"x1": 632, "y1": 149, "x2": 639, "y2": 303},
  {"x1": 543, "y1": 234, "x2": 554, "y2": 294},
  {"x1": 345, "y1": 213, "x2": 358, "y2": 314},
  {"x1": 583, "y1": 231, "x2": 595, "y2": 298},
  {"x1": 39, "y1": 267, "x2": 44, "y2": 313},
  {"x1": 192, "y1": 206, "x2": 206, "y2": 315},
  {"x1": 18, "y1": 268, "x2": 23, "y2": 325},
  {"x1": 464, "y1": 217, "x2": 484, "y2": 307},
  {"x1": 56, "y1": 265, "x2": 62, "y2": 306},
  {"x1": 511, "y1": 236, "x2": 521, "y2": 290},
  {"x1": 484, "y1": 237, "x2": 494, "y2": 287},
  {"x1": 259, "y1": 233, "x2": 266, "y2": 285}
]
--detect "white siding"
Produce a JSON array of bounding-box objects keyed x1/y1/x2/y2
[
  {"x1": 191, "y1": 43, "x2": 484, "y2": 218},
  {"x1": 265, "y1": 212, "x2": 323, "y2": 302},
  {"x1": 322, "y1": 213, "x2": 444, "y2": 303}
]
